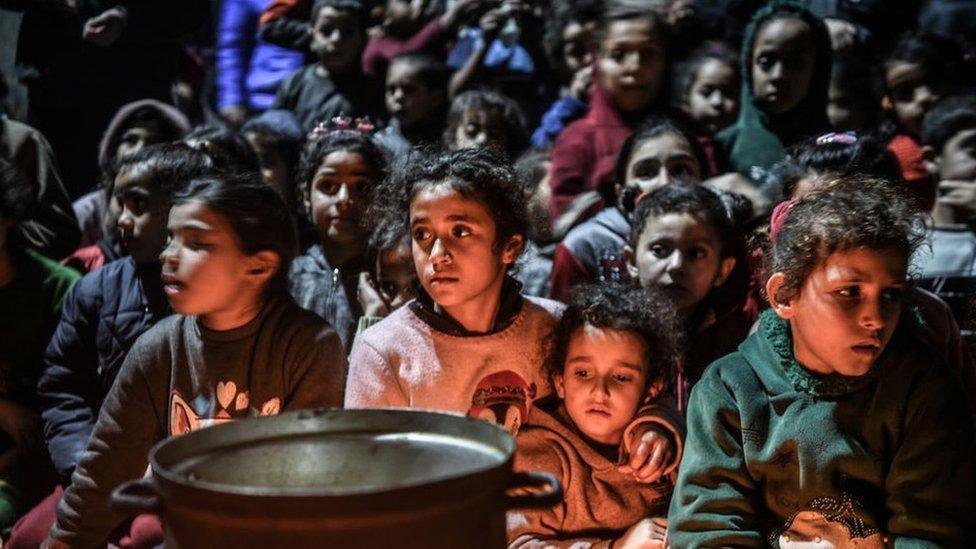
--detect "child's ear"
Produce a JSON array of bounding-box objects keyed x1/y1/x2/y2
[
  {"x1": 623, "y1": 244, "x2": 639, "y2": 280},
  {"x1": 922, "y1": 144, "x2": 942, "y2": 176},
  {"x1": 765, "y1": 272, "x2": 794, "y2": 319},
  {"x1": 244, "y1": 251, "x2": 281, "y2": 286},
  {"x1": 501, "y1": 234, "x2": 525, "y2": 265},
  {"x1": 713, "y1": 256, "x2": 737, "y2": 287},
  {"x1": 881, "y1": 95, "x2": 893, "y2": 113},
  {"x1": 553, "y1": 373, "x2": 566, "y2": 399}
]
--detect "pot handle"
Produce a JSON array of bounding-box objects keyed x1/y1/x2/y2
[
  {"x1": 109, "y1": 477, "x2": 162, "y2": 513},
  {"x1": 505, "y1": 470, "x2": 562, "y2": 509}
]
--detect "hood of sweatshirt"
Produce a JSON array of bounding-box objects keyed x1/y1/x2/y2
[
  {"x1": 98, "y1": 99, "x2": 191, "y2": 171},
  {"x1": 718, "y1": 0, "x2": 832, "y2": 184}
]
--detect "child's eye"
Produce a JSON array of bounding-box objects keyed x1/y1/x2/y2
[
  {"x1": 836, "y1": 286, "x2": 861, "y2": 298},
  {"x1": 316, "y1": 180, "x2": 341, "y2": 195},
  {"x1": 650, "y1": 244, "x2": 669, "y2": 258},
  {"x1": 413, "y1": 227, "x2": 431, "y2": 241},
  {"x1": 573, "y1": 368, "x2": 590, "y2": 379},
  {"x1": 451, "y1": 225, "x2": 471, "y2": 238},
  {"x1": 614, "y1": 374, "x2": 633, "y2": 383},
  {"x1": 882, "y1": 287, "x2": 904, "y2": 302},
  {"x1": 465, "y1": 124, "x2": 480, "y2": 137},
  {"x1": 688, "y1": 246, "x2": 708, "y2": 260},
  {"x1": 756, "y1": 54, "x2": 775, "y2": 71}
]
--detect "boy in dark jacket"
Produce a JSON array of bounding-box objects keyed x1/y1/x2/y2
[{"x1": 5, "y1": 143, "x2": 214, "y2": 548}]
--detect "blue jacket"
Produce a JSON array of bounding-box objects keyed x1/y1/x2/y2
[
  {"x1": 37, "y1": 258, "x2": 170, "y2": 480},
  {"x1": 216, "y1": 0, "x2": 304, "y2": 111}
]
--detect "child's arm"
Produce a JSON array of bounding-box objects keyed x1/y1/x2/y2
[
  {"x1": 618, "y1": 392, "x2": 685, "y2": 483},
  {"x1": 47, "y1": 335, "x2": 168, "y2": 547},
  {"x1": 667, "y1": 379, "x2": 763, "y2": 547},
  {"x1": 257, "y1": 0, "x2": 311, "y2": 50},
  {"x1": 37, "y1": 281, "x2": 102, "y2": 481},
  {"x1": 215, "y1": 0, "x2": 255, "y2": 125},
  {"x1": 884, "y1": 368, "x2": 976, "y2": 547},
  {"x1": 344, "y1": 338, "x2": 409, "y2": 408}
]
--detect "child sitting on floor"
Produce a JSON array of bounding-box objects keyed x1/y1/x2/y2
[
  {"x1": 508, "y1": 283, "x2": 681, "y2": 548},
  {"x1": 668, "y1": 177, "x2": 976, "y2": 547}
]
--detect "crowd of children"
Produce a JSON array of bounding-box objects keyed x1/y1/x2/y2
[{"x1": 2, "y1": 0, "x2": 976, "y2": 546}]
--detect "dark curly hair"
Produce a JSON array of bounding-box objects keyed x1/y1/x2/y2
[
  {"x1": 767, "y1": 177, "x2": 925, "y2": 301},
  {"x1": 174, "y1": 174, "x2": 298, "y2": 299},
  {"x1": 670, "y1": 40, "x2": 740, "y2": 116},
  {"x1": 296, "y1": 129, "x2": 389, "y2": 222},
  {"x1": 546, "y1": 283, "x2": 681, "y2": 396},
  {"x1": 442, "y1": 90, "x2": 529, "y2": 161},
  {"x1": 921, "y1": 91, "x2": 976, "y2": 152},
  {"x1": 370, "y1": 147, "x2": 530, "y2": 265}
]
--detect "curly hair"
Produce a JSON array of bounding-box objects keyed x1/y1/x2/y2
[
  {"x1": 767, "y1": 177, "x2": 925, "y2": 301},
  {"x1": 546, "y1": 283, "x2": 682, "y2": 396},
  {"x1": 369, "y1": 147, "x2": 531, "y2": 263},
  {"x1": 442, "y1": 90, "x2": 529, "y2": 161}
]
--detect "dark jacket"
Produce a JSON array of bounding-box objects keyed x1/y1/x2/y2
[
  {"x1": 549, "y1": 206, "x2": 631, "y2": 302},
  {"x1": 37, "y1": 257, "x2": 170, "y2": 480},
  {"x1": 288, "y1": 244, "x2": 361, "y2": 352}
]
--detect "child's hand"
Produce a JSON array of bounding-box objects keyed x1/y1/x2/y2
[
  {"x1": 442, "y1": 0, "x2": 486, "y2": 30},
  {"x1": 615, "y1": 517, "x2": 668, "y2": 549},
  {"x1": 937, "y1": 179, "x2": 976, "y2": 214},
  {"x1": 82, "y1": 6, "x2": 127, "y2": 47},
  {"x1": 569, "y1": 66, "x2": 593, "y2": 103},
  {"x1": 478, "y1": 7, "x2": 505, "y2": 39},
  {"x1": 357, "y1": 272, "x2": 391, "y2": 318},
  {"x1": 618, "y1": 424, "x2": 674, "y2": 483},
  {"x1": 824, "y1": 18, "x2": 858, "y2": 51}
]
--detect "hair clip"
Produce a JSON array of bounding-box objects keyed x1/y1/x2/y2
[
  {"x1": 307, "y1": 116, "x2": 376, "y2": 140},
  {"x1": 816, "y1": 131, "x2": 858, "y2": 146}
]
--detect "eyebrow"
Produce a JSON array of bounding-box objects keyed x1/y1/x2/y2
[{"x1": 170, "y1": 221, "x2": 215, "y2": 233}]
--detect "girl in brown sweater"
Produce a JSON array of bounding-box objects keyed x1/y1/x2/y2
[{"x1": 508, "y1": 283, "x2": 683, "y2": 549}]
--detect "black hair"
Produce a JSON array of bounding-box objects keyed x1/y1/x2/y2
[
  {"x1": 770, "y1": 132, "x2": 902, "y2": 199},
  {"x1": 0, "y1": 158, "x2": 34, "y2": 225},
  {"x1": 371, "y1": 147, "x2": 530, "y2": 265},
  {"x1": 174, "y1": 174, "x2": 298, "y2": 298},
  {"x1": 311, "y1": 0, "x2": 368, "y2": 29},
  {"x1": 829, "y1": 49, "x2": 883, "y2": 130},
  {"x1": 241, "y1": 109, "x2": 305, "y2": 177},
  {"x1": 296, "y1": 129, "x2": 389, "y2": 219},
  {"x1": 184, "y1": 122, "x2": 261, "y2": 174},
  {"x1": 882, "y1": 32, "x2": 967, "y2": 93},
  {"x1": 111, "y1": 142, "x2": 217, "y2": 200},
  {"x1": 670, "y1": 40, "x2": 740, "y2": 113},
  {"x1": 921, "y1": 90, "x2": 976, "y2": 151},
  {"x1": 629, "y1": 182, "x2": 749, "y2": 315},
  {"x1": 594, "y1": 0, "x2": 669, "y2": 51},
  {"x1": 443, "y1": 90, "x2": 529, "y2": 161},
  {"x1": 768, "y1": 177, "x2": 925, "y2": 301},
  {"x1": 547, "y1": 283, "x2": 681, "y2": 396},
  {"x1": 542, "y1": 0, "x2": 600, "y2": 79},
  {"x1": 515, "y1": 147, "x2": 553, "y2": 243},
  {"x1": 388, "y1": 52, "x2": 450, "y2": 93},
  {"x1": 614, "y1": 116, "x2": 709, "y2": 214}
]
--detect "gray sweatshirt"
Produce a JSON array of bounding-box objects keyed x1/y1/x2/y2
[{"x1": 50, "y1": 297, "x2": 346, "y2": 547}]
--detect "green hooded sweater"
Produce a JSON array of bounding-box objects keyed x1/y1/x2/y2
[
  {"x1": 668, "y1": 309, "x2": 976, "y2": 548},
  {"x1": 716, "y1": 1, "x2": 832, "y2": 186}
]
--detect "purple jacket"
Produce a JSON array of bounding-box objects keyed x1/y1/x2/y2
[{"x1": 217, "y1": 0, "x2": 304, "y2": 111}]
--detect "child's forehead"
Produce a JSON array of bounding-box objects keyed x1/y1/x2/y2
[
  {"x1": 754, "y1": 16, "x2": 813, "y2": 48},
  {"x1": 638, "y1": 211, "x2": 719, "y2": 243},
  {"x1": 601, "y1": 18, "x2": 662, "y2": 48},
  {"x1": 314, "y1": 5, "x2": 360, "y2": 25},
  {"x1": 884, "y1": 61, "x2": 930, "y2": 86},
  {"x1": 409, "y1": 183, "x2": 494, "y2": 218}
]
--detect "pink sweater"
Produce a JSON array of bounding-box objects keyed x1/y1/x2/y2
[{"x1": 345, "y1": 296, "x2": 565, "y2": 433}]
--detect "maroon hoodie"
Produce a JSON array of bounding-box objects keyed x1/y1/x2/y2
[{"x1": 547, "y1": 82, "x2": 636, "y2": 225}]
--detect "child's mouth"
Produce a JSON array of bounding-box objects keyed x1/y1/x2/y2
[
  {"x1": 850, "y1": 342, "x2": 881, "y2": 357},
  {"x1": 586, "y1": 407, "x2": 611, "y2": 417},
  {"x1": 162, "y1": 274, "x2": 186, "y2": 295}
]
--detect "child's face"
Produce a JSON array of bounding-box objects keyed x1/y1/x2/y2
[
  {"x1": 686, "y1": 59, "x2": 739, "y2": 134},
  {"x1": 409, "y1": 184, "x2": 520, "y2": 313},
  {"x1": 624, "y1": 132, "x2": 701, "y2": 197},
  {"x1": 116, "y1": 121, "x2": 163, "y2": 161},
  {"x1": 751, "y1": 17, "x2": 816, "y2": 115},
  {"x1": 451, "y1": 110, "x2": 506, "y2": 153},
  {"x1": 597, "y1": 19, "x2": 666, "y2": 114},
  {"x1": 555, "y1": 324, "x2": 649, "y2": 446},
  {"x1": 114, "y1": 168, "x2": 171, "y2": 264},
  {"x1": 243, "y1": 131, "x2": 292, "y2": 201},
  {"x1": 160, "y1": 201, "x2": 266, "y2": 320},
  {"x1": 884, "y1": 61, "x2": 944, "y2": 136},
  {"x1": 383, "y1": 0, "x2": 423, "y2": 35},
  {"x1": 936, "y1": 128, "x2": 976, "y2": 183},
  {"x1": 305, "y1": 150, "x2": 373, "y2": 249},
  {"x1": 385, "y1": 62, "x2": 445, "y2": 129},
  {"x1": 561, "y1": 21, "x2": 593, "y2": 76},
  {"x1": 772, "y1": 247, "x2": 907, "y2": 377},
  {"x1": 632, "y1": 212, "x2": 733, "y2": 316},
  {"x1": 310, "y1": 6, "x2": 366, "y2": 73},
  {"x1": 376, "y1": 244, "x2": 417, "y2": 310}
]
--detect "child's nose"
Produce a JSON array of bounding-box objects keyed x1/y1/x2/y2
[
  {"x1": 859, "y1": 298, "x2": 886, "y2": 331},
  {"x1": 590, "y1": 378, "x2": 611, "y2": 398},
  {"x1": 430, "y1": 238, "x2": 450, "y2": 263}
]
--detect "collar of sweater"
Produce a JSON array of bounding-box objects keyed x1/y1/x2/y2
[{"x1": 408, "y1": 275, "x2": 524, "y2": 337}]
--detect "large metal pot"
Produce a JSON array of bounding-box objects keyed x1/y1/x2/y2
[{"x1": 109, "y1": 408, "x2": 561, "y2": 548}]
